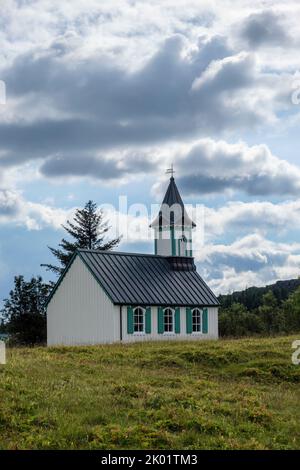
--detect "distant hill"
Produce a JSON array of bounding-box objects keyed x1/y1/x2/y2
[{"x1": 218, "y1": 278, "x2": 300, "y2": 311}]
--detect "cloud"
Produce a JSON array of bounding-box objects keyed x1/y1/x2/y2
[
  {"x1": 1, "y1": 0, "x2": 300, "y2": 299},
  {"x1": 239, "y1": 11, "x2": 290, "y2": 48},
  {"x1": 0, "y1": 33, "x2": 294, "y2": 177},
  {"x1": 39, "y1": 150, "x2": 158, "y2": 181},
  {"x1": 0, "y1": 189, "x2": 20, "y2": 217},
  {"x1": 196, "y1": 234, "x2": 300, "y2": 294},
  {"x1": 192, "y1": 52, "x2": 253, "y2": 93},
  {"x1": 36, "y1": 132, "x2": 300, "y2": 195},
  {"x1": 192, "y1": 35, "x2": 233, "y2": 71},
  {"x1": 171, "y1": 138, "x2": 300, "y2": 197},
  {"x1": 0, "y1": 188, "x2": 73, "y2": 230},
  {"x1": 40, "y1": 154, "x2": 125, "y2": 180},
  {"x1": 199, "y1": 234, "x2": 291, "y2": 270},
  {"x1": 194, "y1": 199, "x2": 300, "y2": 293},
  {"x1": 204, "y1": 199, "x2": 300, "y2": 238}
]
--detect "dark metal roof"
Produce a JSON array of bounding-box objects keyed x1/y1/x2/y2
[
  {"x1": 151, "y1": 177, "x2": 196, "y2": 227},
  {"x1": 162, "y1": 176, "x2": 186, "y2": 207},
  {"x1": 75, "y1": 249, "x2": 219, "y2": 307}
]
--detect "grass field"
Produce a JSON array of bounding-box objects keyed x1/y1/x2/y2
[{"x1": 0, "y1": 335, "x2": 300, "y2": 450}]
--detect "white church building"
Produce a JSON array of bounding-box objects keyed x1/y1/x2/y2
[{"x1": 47, "y1": 176, "x2": 219, "y2": 345}]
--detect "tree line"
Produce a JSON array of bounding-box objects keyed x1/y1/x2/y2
[
  {"x1": 219, "y1": 278, "x2": 300, "y2": 311},
  {"x1": 218, "y1": 286, "x2": 300, "y2": 337},
  {"x1": 0, "y1": 201, "x2": 120, "y2": 345}
]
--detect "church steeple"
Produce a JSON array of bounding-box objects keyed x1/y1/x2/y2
[{"x1": 151, "y1": 170, "x2": 196, "y2": 257}]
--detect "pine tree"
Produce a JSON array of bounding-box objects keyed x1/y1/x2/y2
[{"x1": 41, "y1": 200, "x2": 121, "y2": 275}]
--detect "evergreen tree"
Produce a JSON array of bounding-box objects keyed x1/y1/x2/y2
[
  {"x1": 42, "y1": 200, "x2": 121, "y2": 275},
  {"x1": 283, "y1": 286, "x2": 300, "y2": 332},
  {"x1": 258, "y1": 291, "x2": 285, "y2": 334},
  {"x1": 1, "y1": 276, "x2": 51, "y2": 345},
  {"x1": 0, "y1": 318, "x2": 7, "y2": 334}
]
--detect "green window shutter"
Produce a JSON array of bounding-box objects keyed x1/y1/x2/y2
[
  {"x1": 127, "y1": 306, "x2": 134, "y2": 334},
  {"x1": 202, "y1": 308, "x2": 208, "y2": 334},
  {"x1": 158, "y1": 307, "x2": 164, "y2": 334},
  {"x1": 175, "y1": 307, "x2": 181, "y2": 334},
  {"x1": 186, "y1": 308, "x2": 192, "y2": 334},
  {"x1": 145, "y1": 307, "x2": 151, "y2": 334}
]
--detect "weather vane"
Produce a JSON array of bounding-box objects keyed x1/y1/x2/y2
[{"x1": 166, "y1": 163, "x2": 175, "y2": 178}]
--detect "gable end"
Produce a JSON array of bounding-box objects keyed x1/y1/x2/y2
[{"x1": 45, "y1": 251, "x2": 116, "y2": 309}]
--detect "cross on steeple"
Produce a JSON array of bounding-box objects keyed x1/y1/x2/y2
[{"x1": 166, "y1": 163, "x2": 175, "y2": 179}]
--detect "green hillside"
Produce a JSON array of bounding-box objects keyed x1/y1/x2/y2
[
  {"x1": 0, "y1": 335, "x2": 300, "y2": 450},
  {"x1": 219, "y1": 278, "x2": 300, "y2": 310}
]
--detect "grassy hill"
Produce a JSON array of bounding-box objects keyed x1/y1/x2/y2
[{"x1": 0, "y1": 335, "x2": 300, "y2": 450}]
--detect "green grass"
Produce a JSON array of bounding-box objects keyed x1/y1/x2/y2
[{"x1": 0, "y1": 335, "x2": 300, "y2": 450}]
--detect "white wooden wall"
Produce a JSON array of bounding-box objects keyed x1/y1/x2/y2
[
  {"x1": 156, "y1": 237, "x2": 172, "y2": 256},
  {"x1": 122, "y1": 306, "x2": 218, "y2": 343},
  {"x1": 47, "y1": 256, "x2": 119, "y2": 346}
]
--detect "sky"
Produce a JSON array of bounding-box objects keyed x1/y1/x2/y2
[{"x1": 1, "y1": 0, "x2": 300, "y2": 302}]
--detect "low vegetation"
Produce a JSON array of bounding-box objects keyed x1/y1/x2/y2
[{"x1": 0, "y1": 335, "x2": 299, "y2": 450}]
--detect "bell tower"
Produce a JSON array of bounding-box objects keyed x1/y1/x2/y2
[{"x1": 150, "y1": 166, "x2": 196, "y2": 257}]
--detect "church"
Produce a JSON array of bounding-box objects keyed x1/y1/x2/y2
[{"x1": 47, "y1": 175, "x2": 219, "y2": 345}]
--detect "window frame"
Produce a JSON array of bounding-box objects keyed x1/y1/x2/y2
[
  {"x1": 191, "y1": 308, "x2": 202, "y2": 334},
  {"x1": 163, "y1": 307, "x2": 175, "y2": 335},
  {"x1": 133, "y1": 306, "x2": 146, "y2": 335}
]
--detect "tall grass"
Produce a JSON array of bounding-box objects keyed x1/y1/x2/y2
[{"x1": 0, "y1": 335, "x2": 299, "y2": 449}]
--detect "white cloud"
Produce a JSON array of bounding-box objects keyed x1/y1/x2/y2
[
  {"x1": 204, "y1": 199, "x2": 300, "y2": 239},
  {"x1": 0, "y1": 188, "x2": 73, "y2": 230},
  {"x1": 152, "y1": 138, "x2": 300, "y2": 197},
  {"x1": 196, "y1": 234, "x2": 300, "y2": 294},
  {"x1": 1, "y1": 5, "x2": 300, "y2": 180}
]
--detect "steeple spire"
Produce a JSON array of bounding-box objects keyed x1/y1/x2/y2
[{"x1": 151, "y1": 172, "x2": 195, "y2": 257}]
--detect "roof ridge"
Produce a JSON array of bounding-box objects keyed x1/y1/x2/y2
[{"x1": 77, "y1": 249, "x2": 163, "y2": 258}]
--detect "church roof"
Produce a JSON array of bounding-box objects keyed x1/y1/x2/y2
[
  {"x1": 55, "y1": 249, "x2": 218, "y2": 307},
  {"x1": 151, "y1": 177, "x2": 196, "y2": 227}
]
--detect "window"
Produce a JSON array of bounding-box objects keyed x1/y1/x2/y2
[
  {"x1": 133, "y1": 307, "x2": 145, "y2": 333},
  {"x1": 163, "y1": 308, "x2": 174, "y2": 333},
  {"x1": 192, "y1": 308, "x2": 201, "y2": 333}
]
